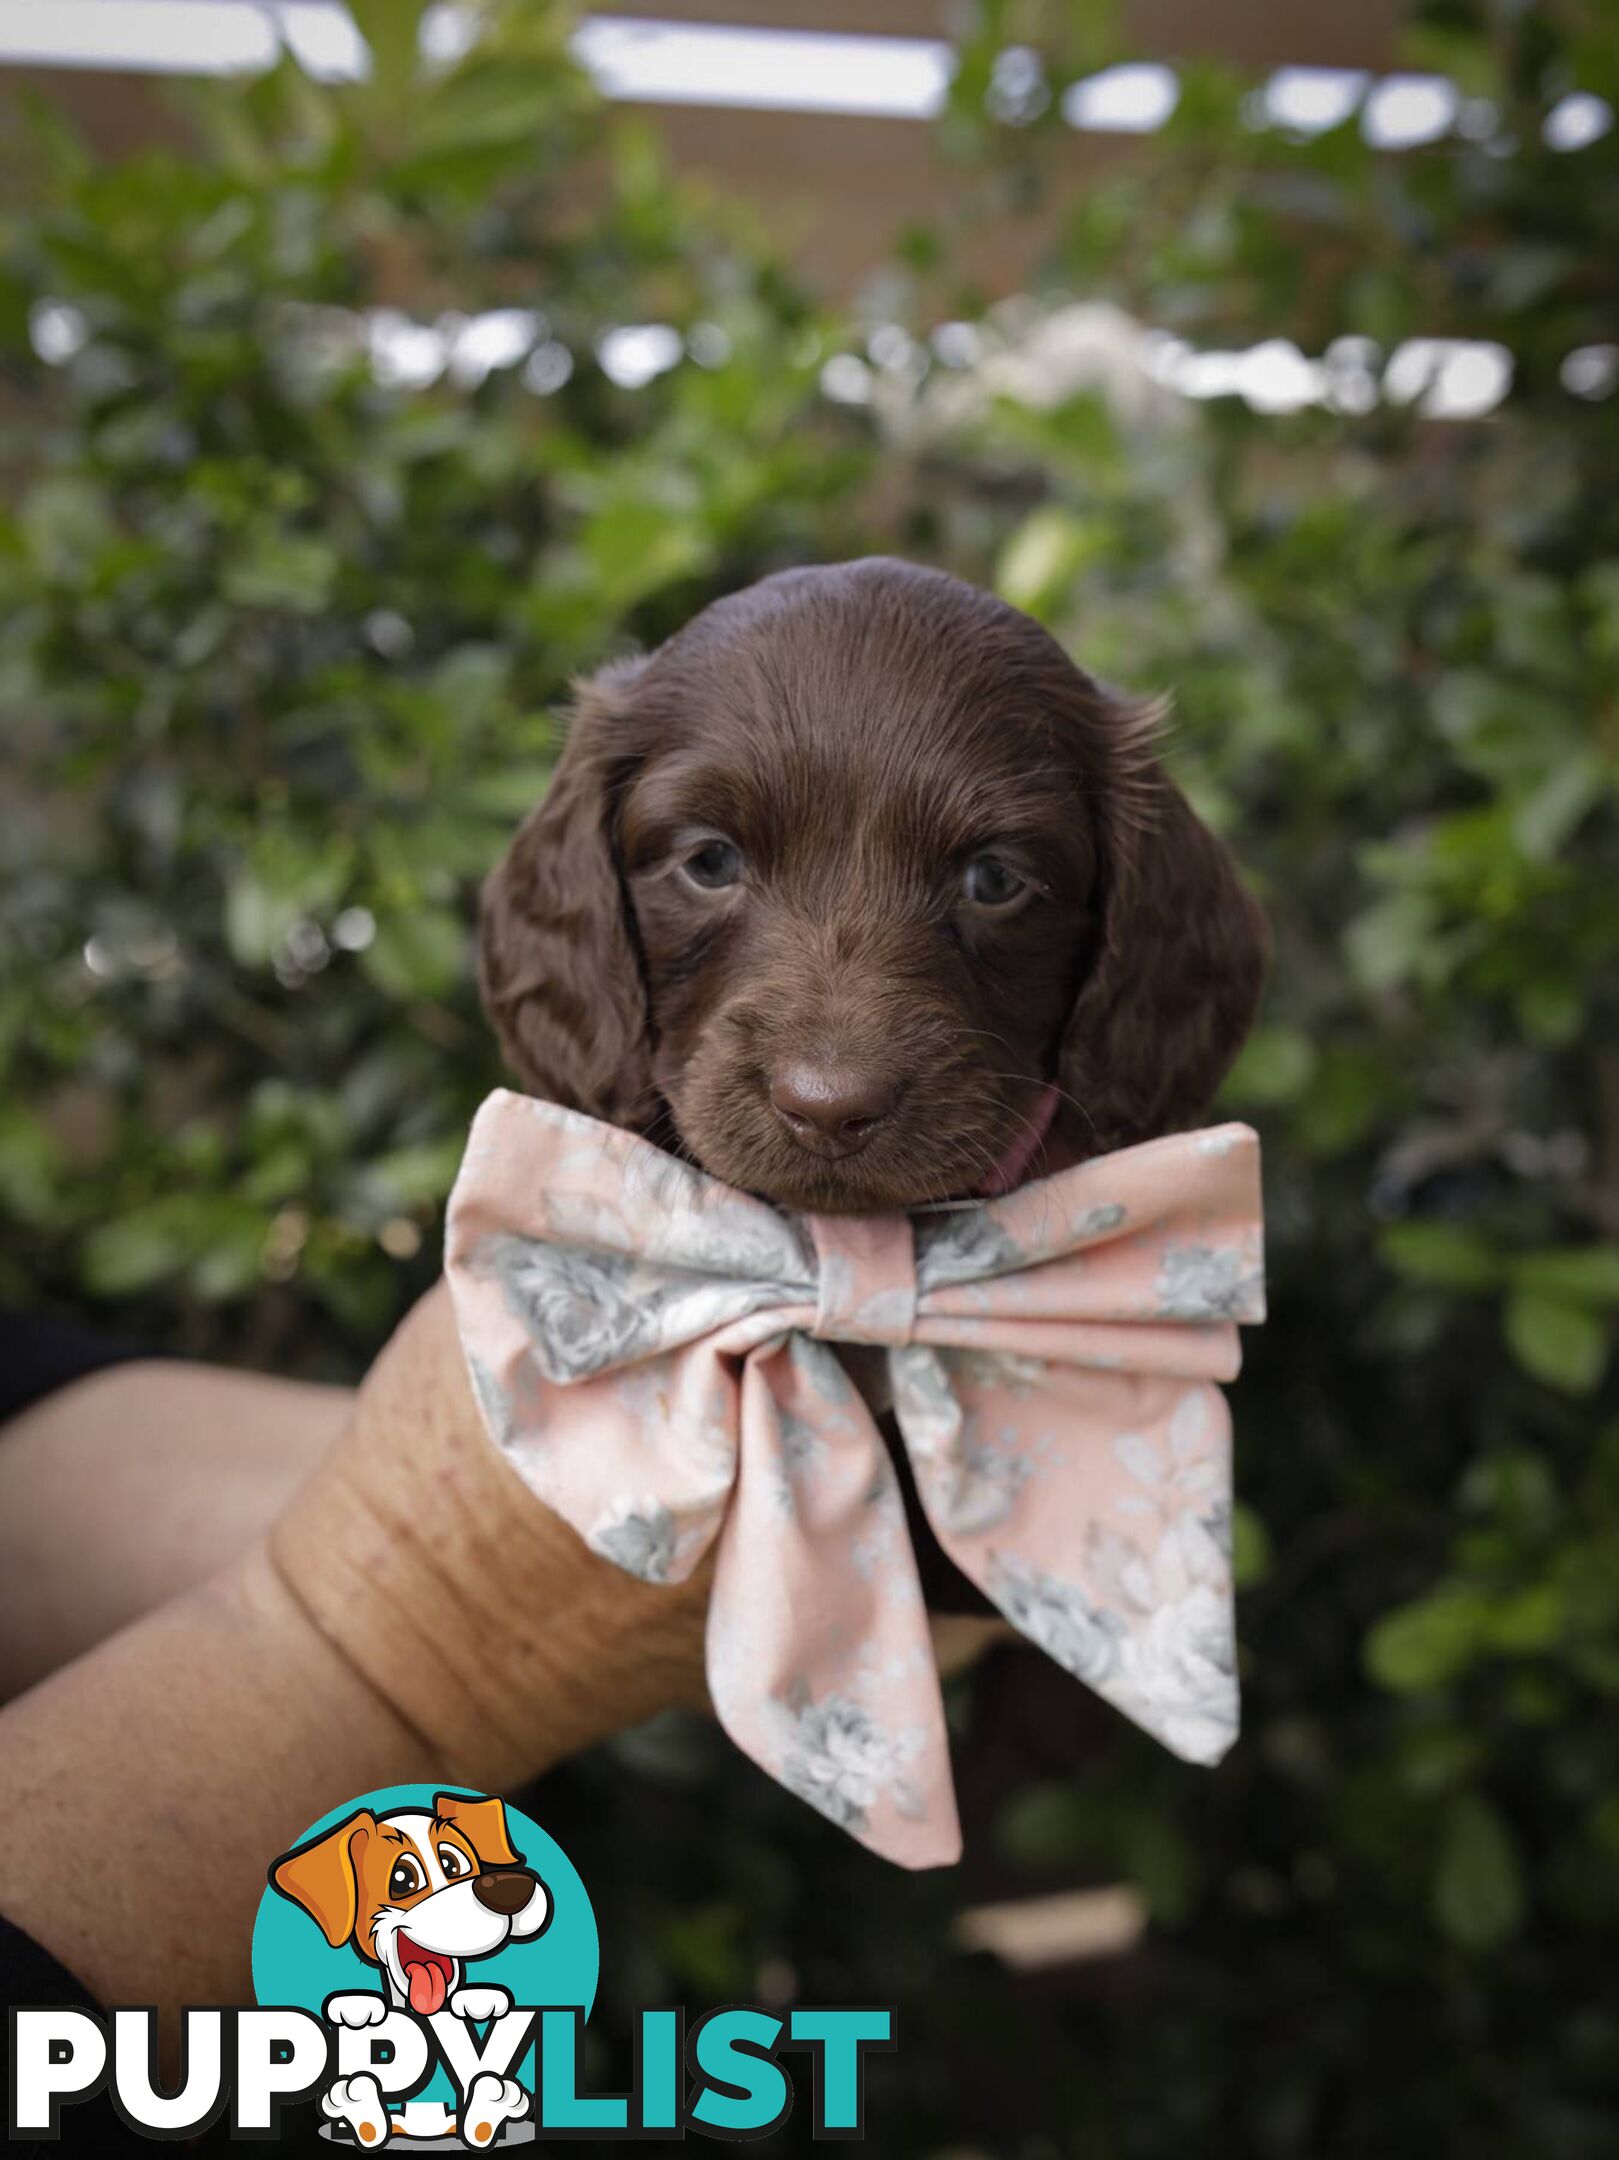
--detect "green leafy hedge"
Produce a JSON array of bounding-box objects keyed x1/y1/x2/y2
[{"x1": 3, "y1": 1, "x2": 1617, "y2": 2150}]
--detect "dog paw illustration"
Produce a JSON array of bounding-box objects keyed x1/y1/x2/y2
[
  {"x1": 325, "y1": 1992, "x2": 389, "y2": 2029},
  {"x1": 448, "y1": 1984, "x2": 512, "y2": 2023},
  {"x1": 322, "y1": 2072, "x2": 391, "y2": 2145},
  {"x1": 460, "y1": 2073, "x2": 526, "y2": 2147}
]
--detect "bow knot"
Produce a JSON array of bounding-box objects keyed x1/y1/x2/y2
[
  {"x1": 446, "y1": 1091, "x2": 1264, "y2": 1868},
  {"x1": 808, "y1": 1214, "x2": 917, "y2": 1345}
]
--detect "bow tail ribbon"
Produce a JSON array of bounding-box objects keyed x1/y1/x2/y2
[
  {"x1": 708, "y1": 1335, "x2": 962, "y2": 1866},
  {"x1": 888, "y1": 1343, "x2": 1241, "y2": 1771},
  {"x1": 454, "y1": 1278, "x2": 963, "y2": 1865}
]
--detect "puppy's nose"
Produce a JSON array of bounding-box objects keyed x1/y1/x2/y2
[
  {"x1": 770, "y1": 1063, "x2": 895, "y2": 1156},
  {"x1": 472, "y1": 1867, "x2": 538, "y2": 1915}
]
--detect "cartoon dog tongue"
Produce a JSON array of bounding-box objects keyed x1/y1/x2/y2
[{"x1": 401, "y1": 1945, "x2": 449, "y2": 2015}]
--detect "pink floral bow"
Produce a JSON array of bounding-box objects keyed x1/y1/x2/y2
[{"x1": 445, "y1": 1089, "x2": 1264, "y2": 1868}]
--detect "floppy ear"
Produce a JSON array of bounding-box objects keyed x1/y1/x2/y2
[
  {"x1": 433, "y1": 1792, "x2": 522, "y2": 1870},
  {"x1": 479, "y1": 658, "x2": 655, "y2": 1126},
  {"x1": 1058, "y1": 700, "x2": 1268, "y2": 1153},
  {"x1": 270, "y1": 1810, "x2": 376, "y2": 1949}
]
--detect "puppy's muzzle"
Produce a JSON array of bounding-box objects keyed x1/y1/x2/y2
[{"x1": 472, "y1": 1866, "x2": 539, "y2": 1915}]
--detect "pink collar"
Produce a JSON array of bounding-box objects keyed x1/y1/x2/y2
[{"x1": 976, "y1": 1079, "x2": 1061, "y2": 1196}]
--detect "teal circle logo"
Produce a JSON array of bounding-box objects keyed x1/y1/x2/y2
[{"x1": 252, "y1": 1785, "x2": 596, "y2": 2140}]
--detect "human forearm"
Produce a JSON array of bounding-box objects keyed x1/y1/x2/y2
[
  {"x1": 0, "y1": 1282, "x2": 711, "y2": 2015},
  {"x1": 0, "y1": 1544, "x2": 424, "y2": 2012}
]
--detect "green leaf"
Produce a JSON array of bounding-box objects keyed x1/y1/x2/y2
[
  {"x1": 409, "y1": 54, "x2": 577, "y2": 160},
  {"x1": 1293, "y1": 1048, "x2": 1385, "y2": 1156},
  {"x1": 225, "y1": 849, "x2": 350, "y2": 968},
  {"x1": 1365, "y1": 1587, "x2": 1485, "y2": 1693},
  {"x1": 995, "y1": 1781, "x2": 1089, "y2": 1870},
  {"x1": 348, "y1": 0, "x2": 425, "y2": 96},
  {"x1": 1516, "y1": 977, "x2": 1584, "y2": 1047},
  {"x1": 455, "y1": 761, "x2": 557, "y2": 819},
  {"x1": 995, "y1": 508, "x2": 1099, "y2": 618},
  {"x1": 1511, "y1": 1247, "x2": 1619, "y2": 1308},
  {"x1": 0, "y1": 1107, "x2": 63, "y2": 1224},
  {"x1": 19, "y1": 475, "x2": 114, "y2": 578},
  {"x1": 1396, "y1": 1726, "x2": 1482, "y2": 1797},
  {"x1": 1344, "y1": 892, "x2": 1437, "y2": 994},
  {"x1": 1379, "y1": 1221, "x2": 1500, "y2": 1293},
  {"x1": 578, "y1": 492, "x2": 712, "y2": 612},
  {"x1": 1434, "y1": 1793, "x2": 1525, "y2": 1950},
  {"x1": 1222, "y1": 1023, "x2": 1317, "y2": 1107},
  {"x1": 81, "y1": 1202, "x2": 200, "y2": 1295},
  {"x1": 1483, "y1": 1584, "x2": 1564, "y2": 1655},
  {"x1": 222, "y1": 536, "x2": 339, "y2": 613},
  {"x1": 1124, "y1": 1813, "x2": 1200, "y2": 1925},
  {"x1": 361, "y1": 906, "x2": 467, "y2": 999},
  {"x1": 189, "y1": 1218, "x2": 268, "y2": 1303},
  {"x1": 350, "y1": 1136, "x2": 465, "y2": 1215},
  {"x1": 1504, "y1": 1289, "x2": 1610, "y2": 1396},
  {"x1": 1231, "y1": 1501, "x2": 1271, "y2": 1587},
  {"x1": 1510, "y1": 756, "x2": 1604, "y2": 861}
]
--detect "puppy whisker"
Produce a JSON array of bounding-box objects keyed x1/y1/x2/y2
[{"x1": 978, "y1": 1069, "x2": 1102, "y2": 1152}]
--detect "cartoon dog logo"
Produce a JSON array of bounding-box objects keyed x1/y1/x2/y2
[{"x1": 271, "y1": 1791, "x2": 551, "y2": 2146}]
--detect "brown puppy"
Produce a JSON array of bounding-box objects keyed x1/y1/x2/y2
[{"x1": 481, "y1": 557, "x2": 1266, "y2": 1215}]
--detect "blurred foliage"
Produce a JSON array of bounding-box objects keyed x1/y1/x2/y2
[
  {"x1": 0, "y1": 0, "x2": 865, "y2": 1355},
  {"x1": 3, "y1": 0, "x2": 1619, "y2": 2153}
]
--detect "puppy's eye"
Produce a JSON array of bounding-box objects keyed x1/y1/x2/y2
[
  {"x1": 388, "y1": 1857, "x2": 424, "y2": 1899},
  {"x1": 680, "y1": 838, "x2": 744, "y2": 891},
  {"x1": 437, "y1": 1845, "x2": 470, "y2": 1880},
  {"x1": 961, "y1": 855, "x2": 1029, "y2": 909}
]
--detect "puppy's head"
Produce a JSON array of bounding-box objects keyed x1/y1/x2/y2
[
  {"x1": 482, "y1": 559, "x2": 1266, "y2": 1213},
  {"x1": 271, "y1": 1792, "x2": 550, "y2": 2012}
]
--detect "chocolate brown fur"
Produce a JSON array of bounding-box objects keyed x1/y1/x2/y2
[{"x1": 481, "y1": 558, "x2": 1267, "y2": 1214}]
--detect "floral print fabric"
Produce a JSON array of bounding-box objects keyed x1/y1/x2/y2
[{"x1": 445, "y1": 1090, "x2": 1264, "y2": 1868}]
